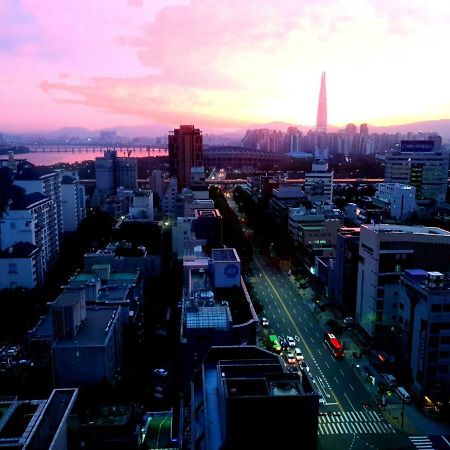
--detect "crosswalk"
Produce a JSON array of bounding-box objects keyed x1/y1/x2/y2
[
  {"x1": 409, "y1": 435, "x2": 450, "y2": 449},
  {"x1": 318, "y1": 410, "x2": 396, "y2": 435}
]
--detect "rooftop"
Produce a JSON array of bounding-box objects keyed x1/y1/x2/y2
[
  {"x1": 10, "y1": 192, "x2": 49, "y2": 210},
  {"x1": 364, "y1": 224, "x2": 450, "y2": 236},
  {"x1": 211, "y1": 248, "x2": 239, "y2": 262},
  {"x1": 54, "y1": 307, "x2": 119, "y2": 348},
  {"x1": 0, "y1": 242, "x2": 39, "y2": 258},
  {"x1": 194, "y1": 209, "x2": 221, "y2": 219}
]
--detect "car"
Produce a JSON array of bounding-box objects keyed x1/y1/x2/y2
[
  {"x1": 153, "y1": 368, "x2": 169, "y2": 377},
  {"x1": 287, "y1": 336, "x2": 296, "y2": 347},
  {"x1": 381, "y1": 373, "x2": 398, "y2": 387},
  {"x1": 294, "y1": 348, "x2": 304, "y2": 362},
  {"x1": 318, "y1": 393, "x2": 325, "y2": 404},
  {"x1": 261, "y1": 317, "x2": 269, "y2": 327},
  {"x1": 300, "y1": 361, "x2": 310, "y2": 372},
  {"x1": 286, "y1": 352, "x2": 296, "y2": 364},
  {"x1": 281, "y1": 339, "x2": 289, "y2": 350}
]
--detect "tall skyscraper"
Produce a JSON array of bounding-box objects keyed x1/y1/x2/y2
[
  {"x1": 316, "y1": 72, "x2": 327, "y2": 133},
  {"x1": 168, "y1": 125, "x2": 203, "y2": 191}
]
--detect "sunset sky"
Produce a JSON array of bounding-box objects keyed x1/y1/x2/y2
[{"x1": 2, "y1": 0, "x2": 450, "y2": 133}]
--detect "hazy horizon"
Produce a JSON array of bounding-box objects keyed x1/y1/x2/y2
[{"x1": 2, "y1": 0, "x2": 450, "y2": 133}]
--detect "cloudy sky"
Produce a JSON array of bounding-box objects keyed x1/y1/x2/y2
[{"x1": 1, "y1": 0, "x2": 450, "y2": 132}]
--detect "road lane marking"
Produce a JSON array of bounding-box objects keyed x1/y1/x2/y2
[
  {"x1": 254, "y1": 257, "x2": 344, "y2": 411},
  {"x1": 324, "y1": 361, "x2": 330, "y2": 369},
  {"x1": 334, "y1": 376, "x2": 339, "y2": 384},
  {"x1": 340, "y1": 369, "x2": 345, "y2": 376},
  {"x1": 349, "y1": 383, "x2": 354, "y2": 391},
  {"x1": 344, "y1": 392, "x2": 357, "y2": 412}
]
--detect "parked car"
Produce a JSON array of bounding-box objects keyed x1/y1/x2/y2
[
  {"x1": 381, "y1": 373, "x2": 398, "y2": 387},
  {"x1": 261, "y1": 317, "x2": 269, "y2": 327}
]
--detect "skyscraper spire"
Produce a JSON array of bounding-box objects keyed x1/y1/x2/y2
[{"x1": 316, "y1": 71, "x2": 327, "y2": 133}]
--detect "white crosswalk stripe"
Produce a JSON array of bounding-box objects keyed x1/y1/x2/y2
[
  {"x1": 318, "y1": 410, "x2": 396, "y2": 435},
  {"x1": 408, "y1": 436, "x2": 436, "y2": 450}
]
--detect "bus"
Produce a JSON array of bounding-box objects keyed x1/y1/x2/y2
[
  {"x1": 268, "y1": 335, "x2": 282, "y2": 353},
  {"x1": 324, "y1": 332, "x2": 344, "y2": 358}
]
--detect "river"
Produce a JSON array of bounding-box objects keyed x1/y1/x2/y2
[{"x1": 0, "y1": 148, "x2": 168, "y2": 166}]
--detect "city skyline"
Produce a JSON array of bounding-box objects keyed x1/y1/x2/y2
[{"x1": 2, "y1": 0, "x2": 450, "y2": 133}]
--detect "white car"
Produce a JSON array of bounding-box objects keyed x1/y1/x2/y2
[
  {"x1": 295, "y1": 348, "x2": 304, "y2": 362},
  {"x1": 261, "y1": 317, "x2": 269, "y2": 327},
  {"x1": 287, "y1": 336, "x2": 296, "y2": 347},
  {"x1": 153, "y1": 368, "x2": 169, "y2": 377}
]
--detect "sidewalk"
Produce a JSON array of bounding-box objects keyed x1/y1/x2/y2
[{"x1": 290, "y1": 276, "x2": 450, "y2": 436}]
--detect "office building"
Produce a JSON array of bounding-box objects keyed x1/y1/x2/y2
[
  {"x1": 128, "y1": 190, "x2": 154, "y2": 221},
  {"x1": 316, "y1": 72, "x2": 327, "y2": 133},
  {"x1": 50, "y1": 289, "x2": 123, "y2": 388},
  {"x1": 333, "y1": 227, "x2": 360, "y2": 315},
  {"x1": 374, "y1": 183, "x2": 417, "y2": 220},
  {"x1": 304, "y1": 148, "x2": 334, "y2": 204},
  {"x1": 61, "y1": 174, "x2": 87, "y2": 232},
  {"x1": 356, "y1": 224, "x2": 450, "y2": 339},
  {"x1": 395, "y1": 270, "x2": 450, "y2": 396},
  {"x1": 180, "y1": 249, "x2": 258, "y2": 382},
  {"x1": 384, "y1": 140, "x2": 449, "y2": 203},
  {"x1": 168, "y1": 125, "x2": 203, "y2": 191},
  {"x1": 180, "y1": 346, "x2": 319, "y2": 450},
  {"x1": 0, "y1": 388, "x2": 78, "y2": 449}
]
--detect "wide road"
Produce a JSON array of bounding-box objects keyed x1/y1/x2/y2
[{"x1": 249, "y1": 249, "x2": 412, "y2": 450}]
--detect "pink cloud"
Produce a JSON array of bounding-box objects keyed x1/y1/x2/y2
[{"x1": 3, "y1": 0, "x2": 450, "y2": 132}]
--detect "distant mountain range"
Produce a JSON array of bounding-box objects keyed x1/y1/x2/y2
[{"x1": 6, "y1": 118, "x2": 450, "y2": 140}]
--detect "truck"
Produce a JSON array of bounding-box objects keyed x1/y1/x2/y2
[{"x1": 267, "y1": 335, "x2": 282, "y2": 353}]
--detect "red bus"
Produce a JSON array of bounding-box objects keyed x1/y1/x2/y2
[{"x1": 324, "y1": 332, "x2": 344, "y2": 358}]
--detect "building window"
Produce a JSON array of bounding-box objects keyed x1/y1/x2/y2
[
  {"x1": 8, "y1": 263, "x2": 17, "y2": 274},
  {"x1": 431, "y1": 304, "x2": 442, "y2": 313},
  {"x1": 10, "y1": 222, "x2": 16, "y2": 229}
]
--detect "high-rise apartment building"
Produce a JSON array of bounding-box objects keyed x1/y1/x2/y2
[
  {"x1": 116, "y1": 156, "x2": 138, "y2": 190},
  {"x1": 95, "y1": 150, "x2": 138, "y2": 195},
  {"x1": 61, "y1": 174, "x2": 87, "y2": 232},
  {"x1": 316, "y1": 72, "x2": 327, "y2": 133},
  {"x1": 384, "y1": 140, "x2": 449, "y2": 203},
  {"x1": 356, "y1": 224, "x2": 450, "y2": 339},
  {"x1": 95, "y1": 150, "x2": 116, "y2": 194},
  {"x1": 169, "y1": 125, "x2": 203, "y2": 191},
  {"x1": 14, "y1": 168, "x2": 63, "y2": 238},
  {"x1": 0, "y1": 192, "x2": 59, "y2": 273}
]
